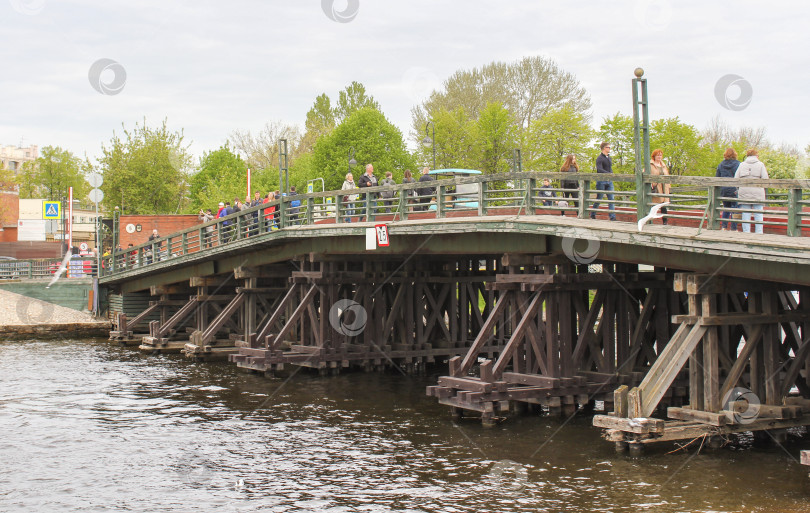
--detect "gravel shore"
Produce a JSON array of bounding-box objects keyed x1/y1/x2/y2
[{"x1": 0, "y1": 289, "x2": 105, "y2": 326}]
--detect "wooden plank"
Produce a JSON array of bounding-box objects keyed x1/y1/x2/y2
[
  {"x1": 502, "y1": 372, "x2": 560, "y2": 388},
  {"x1": 592, "y1": 415, "x2": 665, "y2": 434},
  {"x1": 614, "y1": 385, "x2": 629, "y2": 418},
  {"x1": 667, "y1": 407, "x2": 727, "y2": 426}
]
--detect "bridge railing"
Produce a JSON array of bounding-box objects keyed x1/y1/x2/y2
[
  {"x1": 0, "y1": 257, "x2": 98, "y2": 280},
  {"x1": 102, "y1": 172, "x2": 810, "y2": 277}
]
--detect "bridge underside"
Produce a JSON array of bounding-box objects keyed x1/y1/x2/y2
[{"x1": 102, "y1": 216, "x2": 810, "y2": 449}]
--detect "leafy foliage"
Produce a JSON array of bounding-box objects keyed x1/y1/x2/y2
[
  {"x1": 188, "y1": 144, "x2": 248, "y2": 212},
  {"x1": 17, "y1": 146, "x2": 88, "y2": 200},
  {"x1": 528, "y1": 106, "x2": 594, "y2": 172},
  {"x1": 312, "y1": 107, "x2": 416, "y2": 191},
  {"x1": 97, "y1": 119, "x2": 191, "y2": 214}
]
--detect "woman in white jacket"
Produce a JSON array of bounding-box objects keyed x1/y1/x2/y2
[
  {"x1": 341, "y1": 173, "x2": 359, "y2": 223},
  {"x1": 734, "y1": 149, "x2": 769, "y2": 234}
]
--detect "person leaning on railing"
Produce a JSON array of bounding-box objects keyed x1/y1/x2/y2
[
  {"x1": 592, "y1": 142, "x2": 617, "y2": 221},
  {"x1": 649, "y1": 149, "x2": 671, "y2": 225},
  {"x1": 735, "y1": 148, "x2": 769, "y2": 234},
  {"x1": 560, "y1": 154, "x2": 579, "y2": 214},
  {"x1": 716, "y1": 148, "x2": 740, "y2": 231}
]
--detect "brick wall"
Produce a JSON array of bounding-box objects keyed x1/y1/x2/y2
[{"x1": 119, "y1": 215, "x2": 200, "y2": 248}]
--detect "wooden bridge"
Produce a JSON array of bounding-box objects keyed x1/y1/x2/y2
[{"x1": 100, "y1": 171, "x2": 810, "y2": 451}]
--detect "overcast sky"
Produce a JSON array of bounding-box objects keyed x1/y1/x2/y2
[{"x1": 2, "y1": 0, "x2": 808, "y2": 165}]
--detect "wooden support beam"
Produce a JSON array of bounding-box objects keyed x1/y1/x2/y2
[
  {"x1": 455, "y1": 290, "x2": 511, "y2": 377},
  {"x1": 150, "y1": 284, "x2": 190, "y2": 295},
  {"x1": 637, "y1": 321, "x2": 708, "y2": 417},
  {"x1": 667, "y1": 407, "x2": 727, "y2": 426}
]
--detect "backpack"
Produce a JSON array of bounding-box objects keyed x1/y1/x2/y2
[{"x1": 381, "y1": 178, "x2": 395, "y2": 199}]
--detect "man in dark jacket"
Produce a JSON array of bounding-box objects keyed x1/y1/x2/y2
[
  {"x1": 716, "y1": 148, "x2": 741, "y2": 230},
  {"x1": 416, "y1": 167, "x2": 435, "y2": 211},
  {"x1": 357, "y1": 164, "x2": 378, "y2": 220},
  {"x1": 592, "y1": 142, "x2": 616, "y2": 221},
  {"x1": 288, "y1": 185, "x2": 301, "y2": 225}
]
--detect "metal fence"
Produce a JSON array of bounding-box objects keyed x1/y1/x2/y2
[
  {"x1": 0, "y1": 257, "x2": 98, "y2": 280},
  {"x1": 102, "y1": 171, "x2": 810, "y2": 277}
]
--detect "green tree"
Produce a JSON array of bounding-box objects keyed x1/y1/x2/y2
[
  {"x1": 98, "y1": 119, "x2": 191, "y2": 214},
  {"x1": 312, "y1": 107, "x2": 416, "y2": 191},
  {"x1": 335, "y1": 81, "x2": 381, "y2": 122},
  {"x1": 412, "y1": 56, "x2": 591, "y2": 148},
  {"x1": 649, "y1": 117, "x2": 704, "y2": 176},
  {"x1": 475, "y1": 102, "x2": 516, "y2": 175},
  {"x1": 300, "y1": 93, "x2": 336, "y2": 153},
  {"x1": 18, "y1": 146, "x2": 89, "y2": 200},
  {"x1": 188, "y1": 144, "x2": 248, "y2": 211},
  {"x1": 527, "y1": 106, "x2": 594, "y2": 172},
  {"x1": 596, "y1": 113, "x2": 635, "y2": 173},
  {"x1": 417, "y1": 107, "x2": 479, "y2": 170}
]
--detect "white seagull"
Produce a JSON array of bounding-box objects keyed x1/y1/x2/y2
[
  {"x1": 46, "y1": 250, "x2": 73, "y2": 289},
  {"x1": 637, "y1": 202, "x2": 670, "y2": 232}
]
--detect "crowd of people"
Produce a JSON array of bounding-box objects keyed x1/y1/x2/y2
[
  {"x1": 138, "y1": 145, "x2": 773, "y2": 258},
  {"x1": 544, "y1": 142, "x2": 770, "y2": 233}
]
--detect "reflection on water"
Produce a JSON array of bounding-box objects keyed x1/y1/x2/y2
[{"x1": 1, "y1": 339, "x2": 809, "y2": 512}]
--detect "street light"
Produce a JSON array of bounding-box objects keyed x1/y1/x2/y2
[
  {"x1": 348, "y1": 146, "x2": 357, "y2": 172},
  {"x1": 422, "y1": 121, "x2": 435, "y2": 171}
]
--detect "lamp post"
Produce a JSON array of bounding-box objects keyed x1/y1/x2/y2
[
  {"x1": 632, "y1": 67, "x2": 650, "y2": 221},
  {"x1": 422, "y1": 121, "x2": 436, "y2": 170},
  {"x1": 348, "y1": 146, "x2": 357, "y2": 173}
]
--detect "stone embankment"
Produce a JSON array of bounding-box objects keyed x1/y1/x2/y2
[{"x1": 0, "y1": 289, "x2": 110, "y2": 339}]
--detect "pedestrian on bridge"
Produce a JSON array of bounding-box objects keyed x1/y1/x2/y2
[
  {"x1": 735, "y1": 149, "x2": 769, "y2": 234},
  {"x1": 263, "y1": 192, "x2": 278, "y2": 231},
  {"x1": 417, "y1": 167, "x2": 435, "y2": 212},
  {"x1": 560, "y1": 154, "x2": 579, "y2": 213},
  {"x1": 649, "y1": 149, "x2": 671, "y2": 225},
  {"x1": 716, "y1": 148, "x2": 740, "y2": 231},
  {"x1": 380, "y1": 171, "x2": 396, "y2": 213},
  {"x1": 199, "y1": 208, "x2": 215, "y2": 248},
  {"x1": 358, "y1": 164, "x2": 378, "y2": 220},
  {"x1": 342, "y1": 173, "x2": 358, "y2": 223},
  {"x1": 592, "y1": 142, "x2": 616, "y2": 221},
  {"x1": 218, "y1": 201, "x2": 233, "y2": 243}
]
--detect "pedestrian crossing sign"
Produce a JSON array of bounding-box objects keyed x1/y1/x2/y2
[{"x1": 43, "y1": 201, "x2": 61, "y2": 219}]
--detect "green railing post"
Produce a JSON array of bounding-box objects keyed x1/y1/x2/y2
[
  {"x1": 479, "y1": 181, "x2": 488, "y2": 217},
  {"x1": 578, "y1": 179, "x2": 589, "y2": 219},
  {"x1": 365, "y1": 192, "x2": 374, "y2": 223},
  {"x1": 182, "y1": 233, "x2": 188, "y2": 255},
  {"x1": 399, "y1": 189, "x2": 408, "y2": 221},
  {"x1": 526, "y1": 177, "x2": 536, "y2": 215},
  {"x1": 632, "y1": 69, "x2": 650, "y2": 222},
  {"x1": 306, "y1": 198, "x2": 314, "y2": 225},
  {"x1": 278, "y1": 199, "x2": 286, "y2": 229},
  {"x1": 437, "y1": 184, "x2": 445, "y2": 218},
  {"x1": 708, "y1": 185, "x2": 721, "y2": 231},
  {"x1": 787, "y1": 187, "x2": 801, "y2": 237}
]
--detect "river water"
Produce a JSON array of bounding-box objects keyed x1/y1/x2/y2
[{"x1": 1, "y1": 338, "x2": 809, "y2": 513}]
